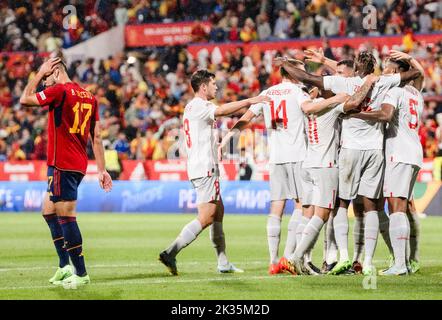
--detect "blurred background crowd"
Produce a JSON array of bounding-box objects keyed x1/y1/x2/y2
[
  {"x1": 1, "y1": 0, "x2": 442, "y2": 51},
  {"x1": 0, "y1": 0, "x2": 441, "y2": 179}
]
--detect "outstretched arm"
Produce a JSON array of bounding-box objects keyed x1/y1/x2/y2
[
  {"x1": 215, "y1": 95, "x2": 270, "y2": 117},
  {"x1": 350, "y1": 104, "x2": 395, "y2": 122},
  {"x1": 343, "y1": 74, "x2": 379, "y2": 112},
  {"x1": 304, "y1": 48, "x2": 338, "y2": 73},
  {"x1": 274, "y1": 57, "x2": 325, "y2": 89},
  {"x1": 218, "y1": 110, "x2": 256, "y2": 161},
  {"x1": 301, "y1": 93, "x2": 349, "y2": 114},
  {"x1": 20, "y1": 57, "x2": 61, "y2": 106}
]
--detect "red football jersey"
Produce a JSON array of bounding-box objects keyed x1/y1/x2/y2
[{"x1": 36, "y1": 82, "x2": 99, "y2": 174}]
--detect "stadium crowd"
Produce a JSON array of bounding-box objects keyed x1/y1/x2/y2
[
  {"x1": 1, "y1": 0, "x2": 441, "y2": 51},
  {"x1": 1, "y1": 38, "x2": 442, "y2": 164},
  {"x1": 0, "y1": 0, "x2": 442, "y2": 168}
]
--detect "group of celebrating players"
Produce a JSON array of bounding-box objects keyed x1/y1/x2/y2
[
  {"x1": 159, "y1": 48, "x2": 424, "y2": 278},
  {"x1": 19, "y1": 46, "x2": 424, "y2": 290}
]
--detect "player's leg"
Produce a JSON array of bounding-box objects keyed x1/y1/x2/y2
[
  {"x1": 49, "y1": 168, "x2": 88, "y2": 289},
  {"x1": 407, "y1": 198, "x2": 420, "y2": 273},
  {"x1": 381, "y1": 164, "x2": 419, "y2": 275},
  {"x1": 267, "y1": 163, "x2": 295, "y2": 274},
  {"x1": 330, "y1": 148, "x2": 360, "y2": 274},
  {"x1": 282, "y1": 201, "x2": 302, "y2": 261},
  {"x1": 290, "y1": 168, "x2": 337, "y2": 275},
  {"x1": 267, "y1": 199, "x2": 285, "y2": 274},
  {"x1": 351, "y1": 196, "x2": 364, "y2": 273},
  {"x1": 211, "y1": 198, "x2": 243, "y2": 273},
  {"x1": 322, "y1": 204, "x2": 338, "y2": 273},
  {"x1": 379, "y1": 196, "x2": 409, "y2": 276},
  {"x1": 377, "y1": 196, "x2": 394, "y2": 263},
  {"x1": 289, "y1": 206, "x2": 330, "y2": 275},
  {"x1": 43, "y1": 173, "x2": 72, "y2": 284},
  {"x1": 160, "y1": 175, "x2": 217, "y2": 275},
  {"x1": 359, "y1": 150, "x2": 385, "y2": 276}
]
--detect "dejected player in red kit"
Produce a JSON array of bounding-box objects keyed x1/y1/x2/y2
[{"x1": 20, "y1": 57, "x2": 113, "y2": 289}]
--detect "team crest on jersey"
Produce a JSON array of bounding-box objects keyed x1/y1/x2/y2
[
  {"x1": 71, "y1": 89, "x2": 75, "y2": 95},
  {"x1": 38, "y1": 91, "x2": 46, "y2": 100}
]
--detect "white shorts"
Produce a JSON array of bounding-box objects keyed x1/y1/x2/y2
[
  {"x1": 383, "y1": 162, "x2": 419, "y2": 199},
  {"x1": 339, "y1": 148, "x2": 384, "y2": 200},
  {"x1": 191, "y1": 174, "x2": 221, "y2": 204},
  {"x1": 269, "y1": 162, "x2": 303, "y2": 201},
  {"x1": 302, "y1": 167, "x2": 338, "y2": 209}
]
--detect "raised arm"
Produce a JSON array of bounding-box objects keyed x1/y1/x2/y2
[
  {"x1": 350, "y1": 104, "x2": 395, "y2": 122},
  {"x1": 343, "y1": 74, "x2": 379, "y2": 112},
  {"x1": 274, "y1": 57, "x2": 325, "y2": 89},
  {"x1": 20, "y1": 57, "x2": 60, "y2": 106},
  {"x1": 215, "y1": 95, "x2": 270, "y2": 117},
  {"x1": 301, "y1": 93, "x2": 349, "y2": 114},
  {"x1": 218, "y1": 110, "x2": 257, "y2": 161},
  {"x1": 390, "y1": 50, "x2": 425, "y2": 91},
  {"x1": 304, "y1": 48, "x2": 338, "y2": 73},
  {"x1": 399, "y1": 68, "x2": 421, "y2": 85}
]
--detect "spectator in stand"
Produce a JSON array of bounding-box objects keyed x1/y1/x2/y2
[
  {"x1": 347, "y1": 6, "x2": 363, "y2": 37},
  {"x1": 228, "y1": 16, "x2": 240, "y2": 42},
  {"x1": 240, "y1": 18, "x2": 257, "y2": 43},
  {"x1": 419, "y1": 9, "x2": 433, "y2": 34},
  {"x1": 115, "y1": 2, "x2": 129, "y2": 26},
  {"x1": 104, "y1": 141, "x2": 122, "y2": 180},
  {"x1": 274, "y1": 10, "x2": 291, "y2": 39},
  {"x1": 114, "y1": 132, "x2": 130, "y2": 160},
  {"x1": 191, "y1": 19, "x2": 208, "y2": 43},
  {"x1": 298, "y1": 12, "x2": 315, "y2": 38},
  {"x1": 385, "y1": 10, "x2": 404, "y2": 35},
  {"x1": 257, "y1": 13, "x2": 272, "y2": 41}
]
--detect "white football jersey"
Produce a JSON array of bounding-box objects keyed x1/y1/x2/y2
[
  {"x1": 183, "y1": 97, "x2": 218, "y2": 180},
  {"x1": 323, "y1": 74, "x2": 401, "y2": 150},
  {"x1": 383, "y1": 85, "x2": 424, "y2": 168},
  {"x1": 249, "y1": 81, "x2": 310, "y2": 164},
  {"x1": 303, "y1": 100, "x2": 344, "y2": 168}
]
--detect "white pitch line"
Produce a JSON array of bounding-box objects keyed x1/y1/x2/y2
[
  {"x1": 0, "y1": 260, "x2": 267, "y2": 272},
  {"x1": 0, "y1": 274, "x2": 294, "y2": 291}
]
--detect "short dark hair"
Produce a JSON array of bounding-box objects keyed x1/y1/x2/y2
[
  {"x1": 190, "y1": 69, "x2": 215, "y2": 92},
  {"x1": 355, "y1": 51, "x2": 376, "y2": 75},
  {"x1": 280, "y1": 59, "x2": 304, "y2": 79},
  {"x1": 337, "y1": 59, "x2": 354, "y2": 69},
  {"x1": 387, "y1": 58, "x2": 410, "y2": 72},
  {"x1": 55, "y1": 60, "x2": 68, "y2": 73}
]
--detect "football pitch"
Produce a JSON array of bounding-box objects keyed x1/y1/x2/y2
[{"x1": 0, "y1": 213, "x2": 441, "y2": 300}]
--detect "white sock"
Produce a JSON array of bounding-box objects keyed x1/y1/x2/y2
[
  {"x1": 405, "y1": 214, "x2": 411, "y2": 265},
  {"x1": 283, "y1": 208, "x2": 302, "y2": 259},
  {"x1": 363, "y1": 211, "x2": 379, "y2": 267},
  {"x1": 378, "y1": 211, "x2": 393, "y2": 255},
  {"x1": 267, "y1": 214, "x2": 281, "y2": 264},
  {"x1": 296, "y1": 216, "x2": 310, "y2": 246},
  {"x1": 325, "y1": 213, "x2": 338, "y2": 264},
  {"x1": 293, "y1": 216, "x2": 324, "y2": 260},
  {"x1": 210, "y1": 221, "x2": 228, "y2": 266},
  {"x1": 389, "y1": 212, "x2": 410, "y2": 269},
  {"x1": 334, "y1": 207, "x2": 349, "y2": 262},
  {"x1": 323, "y1": 222, "x2": 328, "y2": 262},
  {"x1": 352, "y1": 216, "x2": 364, "y2": 262},
  {"x1": 407, "y1": 212, "x2": 420, "y2": 261},
  {"x1": 166, "y1": 219, "x2": 203, "y2": 257}
]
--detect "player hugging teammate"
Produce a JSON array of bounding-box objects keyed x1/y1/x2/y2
[{"x1": 206, "y1": 48, "x2": 422, "y2": 277}]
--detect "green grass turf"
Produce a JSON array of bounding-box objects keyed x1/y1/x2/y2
[{"x1": 0, "y1": 213, "x2": 441, "y2": 300}]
